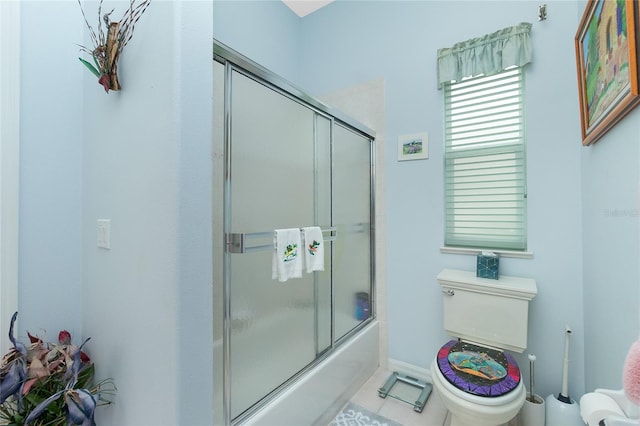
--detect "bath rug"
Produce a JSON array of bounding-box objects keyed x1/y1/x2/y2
[{"x1": 329, "y1": 402, "x2": 402, "y2": 426}]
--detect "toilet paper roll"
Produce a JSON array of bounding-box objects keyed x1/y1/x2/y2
[{"x1": 579, "y1": 392, "x2": 626, "y2": 426}]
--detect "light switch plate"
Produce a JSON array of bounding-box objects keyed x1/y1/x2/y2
[{"x1": 97, "y1": 219, "x2": 110, "y2": 249}]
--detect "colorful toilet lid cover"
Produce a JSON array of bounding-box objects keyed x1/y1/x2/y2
[{"x1": 437, "y1": 340, "x2": 520, "y2": 397}]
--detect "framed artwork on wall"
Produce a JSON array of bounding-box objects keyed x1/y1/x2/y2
[
  {"x1": 575, "y1": 0, "x2": 640, "y2": 146},
  {"x1": 397, "y1": 132, "x2": 429, "y2": 161}
]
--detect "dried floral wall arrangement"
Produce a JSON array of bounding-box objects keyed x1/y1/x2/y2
[{"x1": 78, "y1": 0, "x2": 151, "y2": 93}]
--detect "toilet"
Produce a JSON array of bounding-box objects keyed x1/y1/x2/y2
[{"x1": 431, "y1": 269, "x2": 537, "y2": 426}]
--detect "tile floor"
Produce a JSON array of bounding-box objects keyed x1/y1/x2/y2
[{"x1": 345, "y1": 367, "x2": 449, "y2": 426}]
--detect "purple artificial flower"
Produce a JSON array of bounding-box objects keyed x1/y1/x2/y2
[
  {"x1": 65, "y1": 388, "x2": 98, "y2": 426},
  {"x1": 25, "y1": 337, "x2": 99, "y2": 426},
  {"x1": 0, "y1": 361, "x2": 27, "y2": 404},
  {"x1": 66, "y1": 338, "x2": 90, "y2": 388},
  {"x1": 25, "y1": 387, "x2": 98, "y2": 426},
  {"x1": 0, "y1": 312, "x2": 27, "y2": 405}
]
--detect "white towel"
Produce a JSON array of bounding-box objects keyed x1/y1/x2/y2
[
  {"x1": 302, "y1": 226, "x2": 324, "y2": 273},
  {"x1": 272, "y1": 228, "x2": 302, "y2": 282}
]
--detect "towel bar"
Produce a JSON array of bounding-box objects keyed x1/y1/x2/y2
[{"x1": 225, "y1": 226, "x2": 337, "y2": 254}]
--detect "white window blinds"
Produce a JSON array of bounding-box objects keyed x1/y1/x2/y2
[{"x1": 443, "y1": 67, "x2": 527, "y2": 251}]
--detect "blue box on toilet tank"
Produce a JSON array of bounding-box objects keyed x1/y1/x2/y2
[{"x1": 476, "y1": 253, "x2": 499, "y2": 279}]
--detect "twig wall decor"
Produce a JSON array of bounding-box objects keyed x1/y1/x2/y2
[{"x1": 77, "y1": 0, "x2": 151, "y2": 93}]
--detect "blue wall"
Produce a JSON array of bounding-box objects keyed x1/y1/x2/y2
[
  {"x1": 299, "y1": 0, "x2": 586, "y2": 400},
  {"x1": 576, "y1": 0, "x2": 640, "y2": 395},
  {"x1": 581, "y1": 108, "x2": 640, "y2": 391},
  {"x1": 18, "y1": 1, "x2": 214, "y2": 424},
  {"x1": 213, "y1": 0, "x2": 300, "y2": 84},
  {"x1": 214, "y1": 0, "x2": 640, "y2": 399},
  {"x1": 80, "y1": 2, "x2": 214, "y2": 424},
  {"x1": 19, "y1": 1, "x2": 83, "y2": 338}
]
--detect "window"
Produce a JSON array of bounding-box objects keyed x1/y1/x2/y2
[{"x1": 443, "y1": 67, "x2": 527, "y2": 251}]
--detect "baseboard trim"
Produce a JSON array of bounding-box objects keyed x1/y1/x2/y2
[{"x1": 387, "y1": 358, "x2": 432, "y2": 384}]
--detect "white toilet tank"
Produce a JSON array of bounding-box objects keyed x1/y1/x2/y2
[{"x1": 437, "y1": 269, "x2": 537, "y2": 353}]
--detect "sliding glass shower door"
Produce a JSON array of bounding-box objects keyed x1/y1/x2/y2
[
  {"x1": 226, "y1": 69, "x2": 332, "y2": 420},
  {"x1": 215, "y1": 41, "x2": 376, "y2": 425},
  {"x1": 333, "y1": 124, "x2": 372, "y2": 341}
]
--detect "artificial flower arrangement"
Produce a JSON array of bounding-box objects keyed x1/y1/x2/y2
[{"x1": 0, "y1": 312, "x2": 115, "y2": 426}]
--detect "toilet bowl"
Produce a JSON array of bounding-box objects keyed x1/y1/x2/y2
[
  {"x1": 433, "y1": 269, "x2": 537, "y2": 426},
  {"x1": 431, "y1": 340, "x2": 525, "y2": 426}
]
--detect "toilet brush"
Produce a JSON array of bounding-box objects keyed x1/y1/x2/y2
[
  {"x1": 528, "y1": 354, "x2": 536, "y2": 403},
  {"x1": 522, "y1": 353, "x2": 545, "y2": 425}
]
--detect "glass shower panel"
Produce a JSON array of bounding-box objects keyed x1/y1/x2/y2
[
  {"x1": 315, "y1": 115, "x2": 332, "y2": 355},
  {"x1": 332, "y1": 124, "x2": 372, "y2": 341},
  {"x1": 228, "y1": 69, "x2": 331, "y2": 419},
  {"x1": 212, "y1": 60, "x2": 225, "y2": 426}
]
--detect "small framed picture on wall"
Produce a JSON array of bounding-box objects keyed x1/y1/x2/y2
[{"x1": 398, "y1": 132, "x2": 429, "y2": 161}]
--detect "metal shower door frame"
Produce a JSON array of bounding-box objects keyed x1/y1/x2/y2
[{"x1": 214, "y1": 39, "x2": 377, "y2": 426}]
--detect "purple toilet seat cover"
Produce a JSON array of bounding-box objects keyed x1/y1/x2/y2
[{"x1": 437, "y1": 339, "x2": 520, "y2": 397}]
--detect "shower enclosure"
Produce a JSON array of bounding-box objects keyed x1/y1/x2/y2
[{"x1": 213, "y1": 41, "x2": 378, "y2": 425}]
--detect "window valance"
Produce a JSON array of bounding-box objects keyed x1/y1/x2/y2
[{"x1": 437, "y1": 22, "x2": 532, "y2": 88}]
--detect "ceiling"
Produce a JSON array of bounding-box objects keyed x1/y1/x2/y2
[{"x1": 282, "y1": 0, "x2": 334, "y2": 17}]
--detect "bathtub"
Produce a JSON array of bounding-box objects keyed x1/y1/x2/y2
[{"x1": 241, "y1": 320, "x2": 379, "y2": 426}]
